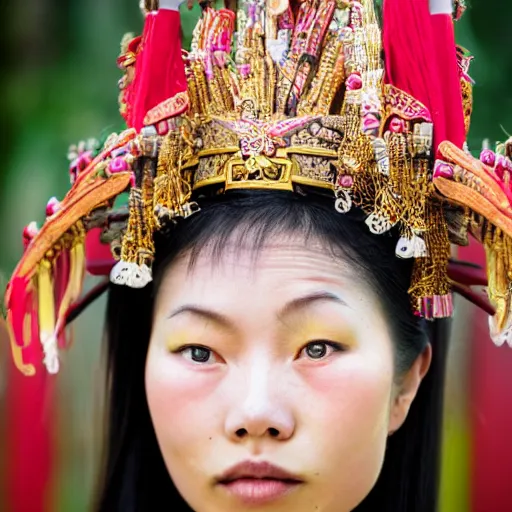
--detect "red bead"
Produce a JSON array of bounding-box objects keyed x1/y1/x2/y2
[
  {"x1": 388, "y1": 117, "x2": 406, "y2": 133},
  {"x1": 433, "y1": 161, "x2": 454, "y2": 179}
]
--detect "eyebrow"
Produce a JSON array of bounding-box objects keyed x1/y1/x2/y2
[
  {"x1": 277, "y1": 291, "x2": 349, "y2": 319},
  {"x1": 168, "y1": 305, "x2": 233, "y2": 329},
  {"x1": 167, "y1": 291, "x2": 348, "y2": 328}
]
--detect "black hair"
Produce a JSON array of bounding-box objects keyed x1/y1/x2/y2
[{"x1": 95, "y1": 190, "x2": 449, "y2": 512}]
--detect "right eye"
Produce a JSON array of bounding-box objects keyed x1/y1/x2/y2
[{"x1": 179, "y1": 345, "x2": 216, "y2": 364}]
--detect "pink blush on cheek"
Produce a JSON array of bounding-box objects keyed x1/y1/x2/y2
[
  {"x1": 146, "y1": 349, "x2": 222, "y2": 419},
  {"x1": 145, "y1": 358, "x2": 225, "y2": 471},
  {"x1": 299, "y1": 359, "x2": 394, "y2": 440}
]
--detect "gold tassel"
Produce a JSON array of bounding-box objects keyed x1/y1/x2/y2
[
  {"x1": 53, "y1": 225, "x2": 86, "y2": 346},
  {"x1": 110, "y1": 172, "x2": 152, "y2": 288},
  {"x1": 154, "y1": 131, "x2": 198, "y2": 225},
  {"x1": 154, "y1": 132, "x2": 181, "y2": 223},
  {"x1": 38, "y1": 259, "x2": 59, "y2": 373},
  {"x1": 360, "y1": 131, "x2": 405, "y2": 233},
  {"x1": 138, "y1": 160, "x2": 156, "y2": 269},
  {"x1": 409, "y1": 200, "x2": 453, "y2": 318}
]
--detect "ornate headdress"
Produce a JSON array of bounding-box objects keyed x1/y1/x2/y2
[{"x1": 4, "y1": 0, "x2": 511, "y2": 376}]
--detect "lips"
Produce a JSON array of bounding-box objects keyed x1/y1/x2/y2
[{"x1": 216, "y1": 461, "x2": 303, "y2": 505}]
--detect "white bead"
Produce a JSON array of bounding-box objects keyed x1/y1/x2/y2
[
  {"x1": 334, "y1": 190, "x2": 352, "y2": 214},
  {"x1": 365, "y1": 213, "x2": 394, "y2": 235},
  {"x1": 396, "y1": 235, "x2": 427, "y2": 259}
]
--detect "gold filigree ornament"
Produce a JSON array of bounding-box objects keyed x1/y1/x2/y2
[{"x1": 7, "y1": 0, "x2": 512, "y2": 375}]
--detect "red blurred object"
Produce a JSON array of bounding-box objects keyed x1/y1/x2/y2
[
  {"x1": 5, "y1": 228, "x2": 55, "y2": 511},
  {"x1": 129, "y1": 9, "x2": 188, "y2": 131},
  {"x1": 460, "y1": 242, "x2": 512, "y2": 512},
  {"x1": 5, "y1": 344, "x2": 55, "y2": 512},
  {"x1": 85, "y1": 228, "x2": 115, "y2": 276}
]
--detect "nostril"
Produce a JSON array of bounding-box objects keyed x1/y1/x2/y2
[
  {"x1": 269, "y1": 428, "x2": 279, "y2": 438},
  {"x1": 235, "y1": 428, "x2": 247, "y2": 438}
]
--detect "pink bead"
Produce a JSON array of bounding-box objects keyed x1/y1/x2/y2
[
  {"x1": 433, "y1": 161, "x2": 454, "y2": 179},
  {"x1": 346, "y1": 73, "x2": 363, "y2": 91},
  {"x1": 388, "y1": 117, "x2": 406, "y2": 133},
  {"x1": 109, "y1": 156, "x2": 129, "y2": 173},
  {"x1": 480, "y1": 149, "x2": 496, "y2": 167},
  {"x1": 337, "y1": 175, "x2": 354, "y2": 188},
  {"x1": 23, "y1": 221, "x2": 39, "y2": 242},
  {"x1": 363, "y1": 114, "x2": 380, "y2": 132},
  {"x1": 46, "y1": 197, "x2": 61, "y2": 216}
]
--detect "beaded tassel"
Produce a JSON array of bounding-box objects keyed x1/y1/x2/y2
[
  {"x1": 138, "y1": 160, "x2": 156, "y2": 269},
  {"x1": 53, "y1": 224, "x2": 86, "y2": 350},
  {"x1": 409, "y1": 200, "x2": 453, "y2": 319},
  {"x1": 154, "y1": 130, "x2": 199, "y2": 226},
  {"x1": 110, "y1": 159, "x2": 154, "y2": 288}
]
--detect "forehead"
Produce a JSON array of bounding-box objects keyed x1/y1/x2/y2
[{"x1": 154, "y1": 237, "x2": 377, "y2": 313}]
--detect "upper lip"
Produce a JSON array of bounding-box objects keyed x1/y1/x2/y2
[{"x1": 216, "y1": 461, "x2": 303, "y2": 483}]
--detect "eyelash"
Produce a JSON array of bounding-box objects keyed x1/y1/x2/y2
[
  {"x1": 178, "y1": 345, "x2": 218, "y2": 364},
  {"x1": 297, "y1": 340, "x2": 346, "y2": 361},
  {"x1": 176, "y1": 340, "x2": 345, "y2": 365}
]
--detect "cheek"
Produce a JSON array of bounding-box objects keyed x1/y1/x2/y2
[
  {"x1": 298, "y1": 355, "x2": 394, "y2": 508},
  {"x1": 145, "y1": 347, "x2": 222, "y2": 477},
  {"x1": 313, "y1": 361, "x2": 393, "y2": 436}
]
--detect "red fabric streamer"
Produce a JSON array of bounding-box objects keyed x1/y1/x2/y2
[
  {"x1": 382, "y1": 0, "x2": 465, "y2": 152},
  {"x1": 130, "y1": 9, "x2": 188, "y2": 131},
  {"x1": 5, "y1": 336, "x2": 55, "y2": 512},
  {"x1": 429, "y1": 13, "x2": 466, "y2": 149}
]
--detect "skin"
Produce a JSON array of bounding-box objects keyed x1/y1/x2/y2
[{"x1": 146, "y1": 237, "x2": 431, "y2": 512}]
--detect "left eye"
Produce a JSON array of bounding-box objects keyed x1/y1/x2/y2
[
  {"x1": 180, "y1": 346, "x2": 215, "y2": 364},
  {"x1": 299, "y1": 341, "x2": 343, "y2": 360}
]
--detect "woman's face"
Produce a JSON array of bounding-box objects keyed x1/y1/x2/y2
[{"x1": 146, "y1": 238, "x2": 428, "y2": 512}]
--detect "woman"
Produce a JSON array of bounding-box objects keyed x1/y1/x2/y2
[
  {"x1": 99, "y1": 190, "x2": 446, "y2": 512},
  {"x1": 4, "y1": 0, "x2": 512, "y2": 511}
]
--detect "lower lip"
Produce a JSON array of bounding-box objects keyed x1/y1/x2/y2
[{"x1": 219, "y1": 478, "x2": 301, "y2": 505}]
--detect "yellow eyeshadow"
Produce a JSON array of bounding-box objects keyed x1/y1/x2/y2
[
  {"x1": 295, "y1": 320, "x2": 357, "y2": 347},
  {"x1": 165, "y1": 331, "x2": 195, "y2": 352}
]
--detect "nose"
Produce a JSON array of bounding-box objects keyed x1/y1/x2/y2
[{"x1": 224, "y1": 364, "x2": 296, "y2": 442}]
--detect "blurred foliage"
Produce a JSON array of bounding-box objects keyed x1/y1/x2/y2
[{"x1": 0, "y1": 1, "x2": 511, "y2": 510}]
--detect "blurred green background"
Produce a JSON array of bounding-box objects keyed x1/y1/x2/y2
[{"x1": 0, "y1": 1, "x2": 511, "y2": 510}]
